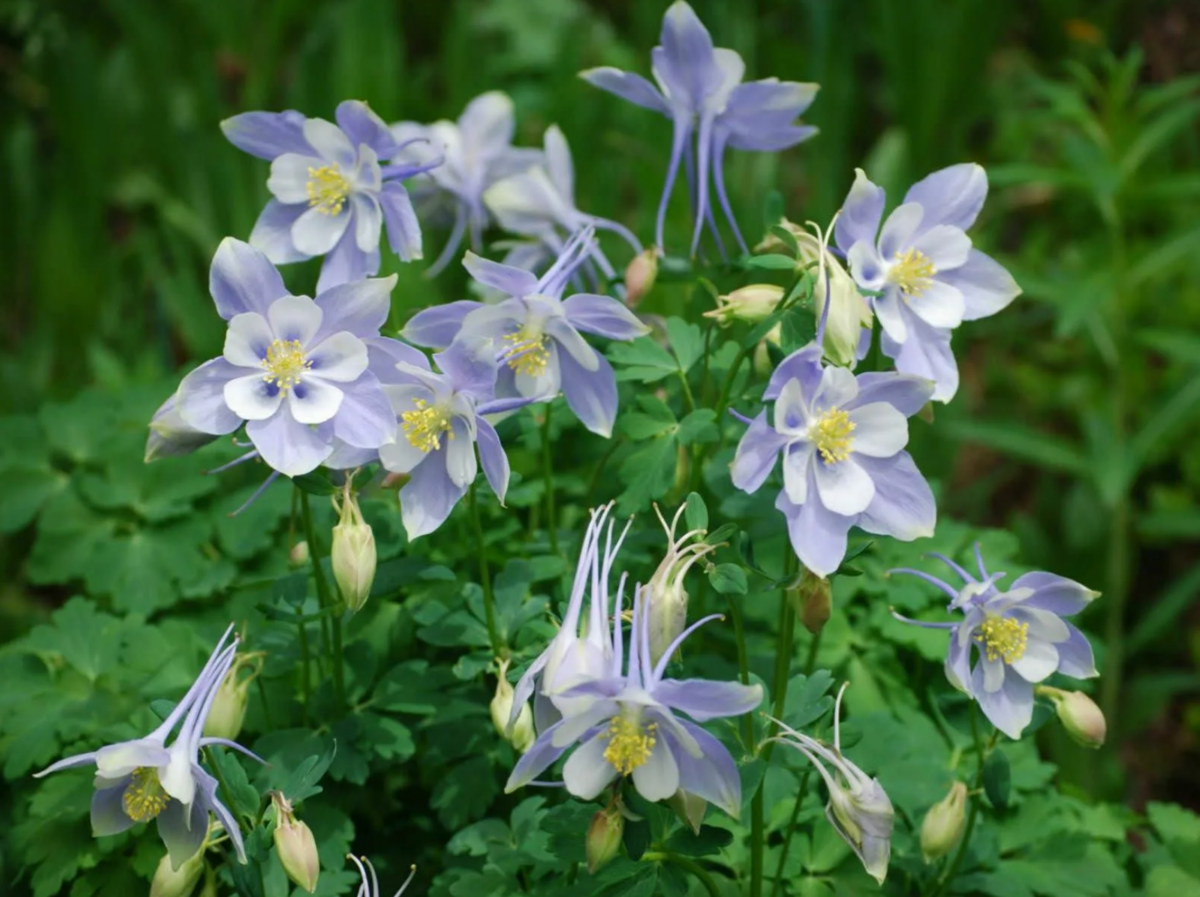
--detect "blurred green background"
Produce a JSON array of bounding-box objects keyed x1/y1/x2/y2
[{"x1": 2, "y1": 0, "x2": 1198, "y2": 810}]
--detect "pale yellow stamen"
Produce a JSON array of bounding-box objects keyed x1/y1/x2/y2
[
  {"x1": 262, "y1": 339, "x2": 311, "y2": 393},
  {"x1": 122, "y1": 767, "x2": 169, "y2": 822},
  {"x1": 306, "y1": 165, "x2": 350, "y2": 216},
  {"x1": 602, "y1": 714, "x2": 657, "y2": 776},
  {"x1": 810, "y1": 408, "x2": 856, "y2": 465},
  {"x1": 975, "y1": 615, "x2": 1029, "y2": 664},
  {"x1": 888, "y1": 248, "x2": 937, "y2": 297},
  {"x1": 401, "y1": 399, "x2": 454, "y2": 453},
  {"x1": 503, "y1": 329, "x2": 550, "y2": 377}
]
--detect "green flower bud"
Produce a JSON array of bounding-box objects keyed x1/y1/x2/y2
[
  {"x1": 331, "y1": 481, "x2": 375, "y2": 613},
  {"x1": 490, "y1": 659, "x2": 535, "y2": 753},
  {"x1": 150, "y1": 851, "x2": 204, "y2": 897},
  {"x1": 1036, "y1": 686, "x2": 1106, "y2": 748},
  {"x1": 920, "y1": 781, "x2": 967, "y2": 863},
  {"x1": 645, "y1": 505, "x2": 719, "y2": 667},
  {"x1": 273, "y1": 794, "x2": 320, "y2": 894},
  {"x1": 791, "y1": 569, "x2": 832, "y2": 635},
  {"x1": 703, "y1": 284, "x2": 785, "y2": 326},
  {"x1": 203, "y1": 664, "x2": 249, "y2": 741},
  {"x1": 624, "y1": 248, "x2": 660, "y2": 307},
  {"x1": 667, "y1": 789, "x2": 708, "y2": 835},
  {"x1": 586, "y1": 806, "x2": 624, "y2": 873},
  {"x1": 289, "y1": 540, "x2": 310, "y2": 566},
  {"x1": 795, "y1": 230, "x2": 872, "y2": 367}
]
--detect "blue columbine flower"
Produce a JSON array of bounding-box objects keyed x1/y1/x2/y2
[
  {"x1": 890, "y1": 547, "x2": 1100, "y2": 739},
  {"x1": 506, "y1": 582, "x2": 762, "y2": 818},
  {"x1": 34, "y1": 625, "x2": 262, "y2": 869},
  {"x1": 376, "y1": 338, "x2": 526, "y2": 539},
  {"x1": 390, "y1": 91, "x2": 543, "y2": 276},
  {"x1": 402, "y1": 229, "x2": 649, "y2": 437},
  {"x1": 580, "y1": 1, "x2": 817, "y2": 255},
  {"x1": 222, "y1": 100, "x2": 433, "y2": 291},
  {"x1": 834, "y1": 165, "x2": 1021, "y2": 401},
  {"x1": 170, "y1": 239, "x2": 397, "y2": 478},
  {"x1": 730, "y1": 342, "x2": 936, "y2": 576}
]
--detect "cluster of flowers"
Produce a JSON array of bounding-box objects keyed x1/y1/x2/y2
[{"x1": 39, "y1": 1, "x2": 1107, "y2": 892}]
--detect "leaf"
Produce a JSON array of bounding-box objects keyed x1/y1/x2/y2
[
  {"x1": 684, "y1": 492, "x2": 708, "y2": 533},
  {"x1": 0, "y1": 465, "x2": 68, "y2": 533},
  {"x1": 292, "y1": 468, "x2": 337, "y2": 495},
  {"x1": 610, "y1": 338, "x2": 679, "y2": 383},
  {"x1": 944, "y1": 420, "x2": 1090, "y2": 476},
  {"x1": 617, "y1": 438, "x2": 677, "y2": 513},
  {"x1": 665, "y1": 317, "x2": 703, "y2": 374},
  {"x1": 208, "y1": 745, "x2": 260, "y2": 825},
  {"x1": 1147, "y1": 802, "x2": 1200, "y2": 876},
  {"x1": 745, "y1": 254, "x2": 798, "y2": 270},
  {"x1": 767, "y1": 224, "x2": 800, "y2": 256},
  {"x1": 664, "y1": 825, "x2": 733, "y2": 857},
  {"x1": 276, "y1": 740, "x2": 337, "y2": 804},
  {"x1": 783, "y1": 670, "x2": 834, "y2": 729},
  {"x1": 708, "y1": 564, "x2": 748, "y2": 595},
  {"x1": 676, "y1": 409, "x2": 719, "y2": 445},
  {"x1": 983, "y1": 747, "x2": 1012, "y2": 809},
  {"x1": 1128, "y1": 560, "x2": 1200, "y2": 656},
  {"x1": 763, "y1": 190, "x2": 784, "y2": 229},
  {"x1": 430, "y1": 754, "x2": 497, "y2": 829}
]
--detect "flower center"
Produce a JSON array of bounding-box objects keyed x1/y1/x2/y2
[
  {"x1": 809, "y1": 408, "x2": 856, "y2": 465},
  {"x1": 887, "y1": 248, "x2": 936, "y2": 297},
  {"x1": 122, "y1": 767, "x2": 170, "y2": 822},
  {"x1": 263, "y1": 339, "x2": 311, "y2": 393},
  {"x1": 401, "y1": 399, "x2": 454, "y2": 453},
  {"x1": 503, "y1": 328, "x2": 550, "y2": 377},
  {"x1": 602, "y1": 712, "x2": 657, "y2": 776},
  {"x1": 306, "y1": 165, "x2": 350, "y2": 216},
  {"x1": 974, "y1": 615, "x2": 1029, "y2": 664}
]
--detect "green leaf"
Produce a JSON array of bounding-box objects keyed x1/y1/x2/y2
[
  {"x1": 665, "y1": 317, "x2": 703, "y2": 373},
  {"x1": 610, "y1": 337, "x2": 679, "y2": 383},
  {"x1": 745, "y1": 254, "x2": 798, "y2": 270},
  {"x1": 708, "y1": 564, "x2": 748, "y2": 595},
  {"x1": 676, "y1": 409, "x2": 719, "y2": 445},
  {"x1": 767, "y1": 224, "x2": 800, "y2": 256},
  {"x1": 617, "y1": 437, "x2": 677, "y2": 513},
  {"x1": 705, "y1": 522, "x2": 738, "y2": 545},
  {"x1": 944, "y1": 420, "x2": 1090, "y2": 476},
  {"x1": 763, "y1": 190, "x2": 784, "y2": 229},
  {"x1": 276, "y1": 741, "x2": 337, "y2": 804},
  {"x1": 664, "y1": 825, "x2": 733, "y2": 857},
  {"x1": 292, "y1": 468, "x2": 337, "y2": 495},
  {"x1": 983, "y1": 747, "x2": 1012, "y2": 809},
  {"x1": 684, "y1": 492, "x2": 708, "y2": 533},
  {"x1": 0, "y1": 465, "x2": 67, "y2": 533},
  {"x1": 1147, "y1": 802, "x2": 1200, "y2": 876}
]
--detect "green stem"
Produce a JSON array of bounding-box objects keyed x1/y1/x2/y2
[
  {"x1": 295, "y1": 606, "x2": 310, "y2": 726},
  {"x1": 1100, "y1": 495, "x2": 1129, "y2": 734},
  {"x1": 714, "y1": 344, "x2": 752, "y2": 428},
  {"x1": 769, "y1": 768, "x2": 812, "y2": 897},
  {"x1": 299, "y1": 490, "x2": 344, "y2": 708},
  {"x1": 804, "y1": 627, "x2": 823, "y2": 676},
  {"x1": 469, "y1": 484, "x2": 503, "y2": 658},
  {"x1": 678, "y1": 368, "x2": 697, "y2": 413},
  {"x1": 725, "y1": 593, "x2": 753, "y2": 750},
  {"x1": 642, "y1": 852, "x2": 721, "y2": 897},
  {"x1": 585, "y1": 435, "x2": 624, "y2": 506},
  {"x1": 932, "y1": 705, "x2": 987, "y2": 897},
  {"x1": 542, "y1": 403, "x2": 559, "y2": 555}
]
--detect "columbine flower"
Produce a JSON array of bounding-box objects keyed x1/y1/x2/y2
[
  {"x1": 170, "y1": 239, "x2": 397, "y2": 478},
  {"x1": 222, "y1": 100, "x2": 433, "y2": 291},
  {"x1": 645, "y1": 503, "x2": 719, "y2": 666},
  {"x1": 34, "y1": 625, "x2": 261, "y2": 869},
  {"x1": 402, "y1": 229, "x2": 649, "y2": 437},
  {"x1": 377, "y1": 338, "x2": 523, "y2": 539},
  {"x1": 834, "y1": 165, "x2": 1021, "y2": 401},
  {"x1": 506, "y1": 584, "x2": 762, "y2": 818},
  {"x1": 890, "y1": 547, "x2": 1100, "y2": 739},
  {"x1": 731, "y1": 342, "x2": 936, "y2": 576},
  {"x1": 581, "y1": 1, "x2": 817, "y2": 254},
  {"x1": 346, "y1": 855, "x2": 416, "y2": 897},
  {"x1": 145, "y1": 390, "x2": 218, "y2": 463},
  {"x1": 769, "y1": 684, "x2": 894, "y2": 884},
  {"x1": 484, "y1": 125, "x2": 643, "y2": 285},
  {"x1": 390, "y1": 91, "x2": 543, "y2": 276},
  {"x1": 703, "y1": 284, "x2": 784, "y2": 326}
]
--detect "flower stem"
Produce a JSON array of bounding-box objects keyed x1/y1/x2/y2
[
  {"x1": 542, "y1": 402, "x2": 559, "y2": 555},
  {"x1": 299, "y1": 490, "x2": 345, "y2": 709},
  {"x1": 769, "y1": 768, "x2": 812, "y2": 897},
  {"x1": 932, "y1": 704, "x2": 987, "y2": 897},
  {"x1": 642, "y1": 852, "x2": 721, "y2": 897},
  {"x1": 469, "y1": 483, "x2": 503, "y2": 659},
  {"x1": 714, "y1": 345, "x2": 752, "y2": 446},
  {"x1": 294, "y1": 606, "x2": 311, "y2": 726},
  {"x1": 725, "y1": 593, "x2": 753, "y2": 750}
]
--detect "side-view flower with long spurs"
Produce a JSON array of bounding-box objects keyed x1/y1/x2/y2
[
  {"x1": 402, "y1": 228, "x2": 649, "y2": 437},
  {"x1": 731, "y1": 342, "x2": 936, "y2": 576},
  {"x1": 834, "y1": 164, "x2": 1021, "y2": 401},
  {"x1": 223, "y1": 100, "x2": 434, "y2": 290},
  {"x1": 890, "y1": 547, "x2": 1100, "y2": 739},
  {"x1": 34, "y1": 625, "x2": 263, "y2": 869}
]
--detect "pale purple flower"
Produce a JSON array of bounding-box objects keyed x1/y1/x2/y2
[
  {"x1": 34, "y1": 625, "x2": 262, "y2": 869},
  {"x1": 402, "y1": 230, "x2": 649, "y2": 437},
  {"x1": 390, "y1": 91, "x2": 543, "y2": 276},
  {"x1": 891, "y1": 548, "x2": 1100, "y2": 739},
  {"x1": 222, "y1": 101, "x2": 433, "y2": 291},
  {"x1": 144, "y1": 390, "x2": 218, "y2": 463},
  {"x1": 171, "y1": 239, "x2": 397, "y2": 478},
  {"x1": 834, "y1": 165, "x2": 1021, "y2": 401},
  {"x1": 731, "y1": 343, "x2": 936, "y2": 577},
  {"x1": 505, "y1": 583, "x2": 762, "y2": 818},
  {"x1": 581, "y1": 1, "x2": 817, "y2": 254},
  {"x1": 377, "y1": 338, "x2": 525, "y2": 539}
]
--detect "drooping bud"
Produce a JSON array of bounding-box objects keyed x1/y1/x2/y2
[
  {"x1": 586, "y1": 805, "x2": 625, "y2": 873},
  {"x1": 150, "y1": 850, "x2": 204, "y2": 897},
  {"x1": 144, "y1": 391, "x2": 219, "y2": 463},
  {"x1": 272, "y1": 793, "x2": 320, "y2": 894},
  {"x1": 920, "y1": 781, "x2": 967, "y2": 863},
  {"x1": 491, "y1": 659, "x2": 535, "y2": 753},
  {"x1": 791, "y1": 569, "x2": 832, "y2": 635},
  {"x1": 203, "y1": 651, "x2": 261, "y2": 741},
  {"x1": 703, "y1": 284, "x2": 785, "y2": 326},
  {"x1": 1036, "y1": 686, "x2": 1106, "y2": 748},
  {"x1": 752, "y1": 323, "x2": 783, "y2": 377},
  {"x1": 645, "y1": 504, "x2": 720, "y2": 666},
  {"x1": 624, "y1": 247, "x2": 660, "y2": 307},
  {"x1": 289, "y1": 540, "x2": 310, "y2": 566},
  {"x1": 795, "y1": 225, "x2": 872, "y2": 367},
  {"x1": 667, "y1": 789, "x2": 708, "y2": 834},
  {"x1": 331, "y1": 479, "x2": 375, "y2": 613}
]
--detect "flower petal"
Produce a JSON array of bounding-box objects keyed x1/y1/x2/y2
[
  {"x1": 879, "y1": 309, "x2": 959, "y2": 402},
  {"x1": 463, "y1": 251, "x2": 540, "y2": 298},
  {"x1": 335, "y1": 100, "x2": 395, "y2": 155},
  {"x1": 873, "y1": 290, "x2": 908, "y2": 343},
  {"x1": 1011, "y1": 638, "x2": 1059, "y2": 684},
  {"x1": 292, "y1": 205, "x2": 352, "y2": 257},
  {"x1": 846, "y1": 239, "x2": 886, "y2": 291},
  {"x1": 475, "y1": 418, "x2": 510, "y2": 503},
  {"x1": 544, "y1": 124, "x2": 575, "y2": 202},
  {"x1": 379, "y1": 181, "x2": 423, "y2": 262},
  {"x1": 245, "y1": 412, "x2": 332, "y2": 476},
  {"x1": 562, "y1": 732, "x2": 620, "y2": 800},
  {"x1": 302, "y1": 118, "x2": 355, "y2": 167},
  {"x1": 559, "y1": 345, "x2": 617, "y2": 438},
  {"x1": 505, "y1": 723, "x2": 570, "y2": 793},
  {"x1": 402, "y1": 301, "x2": 483, "y2": 348},
  {"x1": 777, "y1": 486, "x2": 853, "y2": 577},
  {"x1": 764, "y1": 343, "x2": 823, "y2": 402},
  {"x1": 672, "y1": 720, "x2": 742, "y2": 818},
  {"x1": 317, "y1": 226, "x2": 381, "y2": 293},
  {"x1": 249, "y1": 200, "x2": 310, "y2": 264},
  {"x1": 267, "y1": 295, "x2": 323, "y2": 347},
  {"x1": 445, "y1": 416, "x2": 478, "y2": 488},
  {"x1": 849, "y1": 372, "x2": 934, "y2": 417},
  {"x1": 579, "y1": 67, "x2": 670, "y2": 114},
  {"x1": 855, "y1": 452, "x2": 937, "y2": 541},
  {"x1": 546, "y1": 317, "x2": 599, "y2": 371},
  {"x1": 1009, "y1": 572, "x2": 1098, "y2": 617},
  {"x1": 911, "y1": 224, "x2": 971, "y2": 272},
  {"x1": 813, "y1": 365, "x2": 859, "y2": 412},
  {"x1": 731, "y1": 410, "x2": 786, "y2": 493},
  {"x1": 351, "y1": 192, "x2": 382, "y2": 253},
  {"x1": 306, "y1": 332, "x2": 369, "y2": 383},
  {"x1": 91, "y1": 779, "x2": 137, "y2": 836},
  {"x1": 312, "y1": 275, "x2": 395, "y2": 343},
  {"x1": 940, "y1": 248, "x2": 1020, "y2": 322},
  {"x1": 287, "y1": 378, "x2": 344, "y2": 425},
  {"x1": 331, "y1": 374, "x2": 394, "y2": 449},
  {"x1": 814, "y1": 456, "x2": 875, "y2": 516},
  {"x1": 156, "y1": 798, "x2": 208, "y2": 871},
  {"x1": 651, "y1": 679, "x2": 763, "y2": 722},
  {"x1": 399, "y1": 449, "x2": 468, "y2": 539},
  {"x1": 834, "y1": 168, "x2": 885, "y2": 252},
  {"x1": 176, "y1": 359, "x2": 245, "y2": 435},
  {"x1": 847, "y1": 402, "x2": 908, "y2": 458},
  {"x1": 224, "y1": 374, "x2": 283, "y2": 421},
  {"x1": 782, "y1": 442, "x2": 813, "y2": 505},
  {"x1": 221, "y1": 110, "x2": 311, "y2": 160},
  {"x1": 267, "y1": 153, "x2": 322, "y2": 204},
  {"x1": 973, "y1": 662, "x2": 1033, "y2": 740},
  {"x1": 209, "y1": 238, "x2": 289, "y2": 321},
  {"x1": 1054, "y1": 625, "x2": 1098, "y2": 679},
  {"x1": 903, "y1": 163, "x2": 987, "y2": 233},
  {"x1": 434, "y1": 337, "x2": 499, "y2": 401},
  {"x1": 878, "y1": 202, "x2": 923, "y2": 259},
  {"x1": 631, "y1": 735, "x2": 680, "y2": 802},
  {"x1": 95, "y1": 740, "x2": 170, "y2": 778},
  {"x1": 562, "y1": 293, "x2": 650, "y2": 340},
  {"x1": 223, "y1": 313, "x2": 273, "y2": 368}
]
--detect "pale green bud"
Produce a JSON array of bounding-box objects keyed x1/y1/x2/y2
[
  {"x1": 490, "y1": 659, "x2": 535, "y2": 753},
  {"x1": 150, "y1": 851, "x2": 204, "y2": 897},
  {"x1": 586, "y1": 806, "x2": 624, "y2": 873},
  {"x1": 273, "y1": 794, "x2": 320, "y2": 894},
  {"x1": 624, "y1": 248, "x2": 660, "y2": 307},
  {"x1": 667, "y1": 789, "x2": 708, "y2": 834},
  {"x1": 645, "y1": 504, "x2": 719, "y2": 666},
  {"x1": 752, "y1": 323, "x2": 783, "y2": 377},
  {"x1": 791, "y1": 569, "x2": 832, "y2": 635},
  {"x1": 704, "y1": 284, "x2": 785, "y2": 326},
  {"x1": 331, "y1": 482, "x2": 375, "y2": 613},
  {"x1": 289, "y1": 540, "x2": 310, "y2": 566},
  {"x1": 1037, "y1": 686, "x2": 1106, "y2": 748},
  {"x1": 796, "y1": 230, "x2": 872, "y2": 367},
  {"x1": 920, "y1": 781, "x2": 967, "y2": 863},
  {"x1": 202, "y1": 662, "x2": 250, "y2": 741}
]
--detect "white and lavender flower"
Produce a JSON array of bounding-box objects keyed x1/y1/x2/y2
[
  {"x1": 581, "y1": 1, "x2": 817, "y2": 254},
  {"x1": 390, "y1": 91, "x2": 543, "y2": 276},
  {"x1": 170, "y1": 239, "x2": 397, "y2": 478},
  {"x1": 402, "y1": 229, "x2": 649, "y2": 437},
  {"x1": 506, "y1": 583, "x2": 762, "y2": 818},
  {"x1": 222, "y1": 101, "x2": 433, "y2": 291},
  {"x1": 891, "y1": 548, "x2": 1100, "y2": 739},
  {"x1": 34, "y1": 625, "x2": 262, "y2": 869},
  {"x1": 834, "y1": 165, "x2": 1021, "y2": 401},
  {"x1": 731, "y1": 342, "x2": 936, "y2": 577}
]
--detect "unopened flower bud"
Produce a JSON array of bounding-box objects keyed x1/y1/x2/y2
[
  {"x1": 703, "y1": 284, "x2": 784, "y2": 326},
  {"x1": 273, "y1": 794, "x2": 320, "y2": 894},
  {"x1": 1036, "y1": 686, "x2": 1106, "y2": 748},
  {"x1": 331, "y1": 481, "x2": 375, "y2": 613},
  {"x1": 646, "y1": 505, "x2": 719, "y2": 666},
  {"x1": 145, "y1": 391, "x2": 218, "y2": 463},
  {"x1": 667, "y1": 789, "x2": 708, "y2": 834},
  {"x1": 289, "y1": 540, "x2": 310, "y2": 566},
  {"x1": 151, "y1": 851, "x2": 204, "y2": 897},
  {"x1": 197, "y1": 868, "x2": 217, "y2": 897},
  {"x1": 795, "y1": 229, "x2": 872, "y2": 367},
  {"x1": 491, "y1": 659, "x2": 535, "y2": 753},
  {"x1": 791, "y1": 569, "x2": 832, "y2": 635},
  {"x1": 586, "y1": 805, "x2": 625, "y2": 873},
  {"x1": 624, "y1": 248, "x2": 660, "y2": 307},
  {"x1": 920, "y1": 781, "x2": 967, "y2": 863},
  {"x1": 752, "y1": 323, "x2": 783, "y2": 377},
  {"x1": 827, "y1": 778, "x2": 894, "y2": 884},
  {"x1": 203, "y1": 658, "x2": 252, "y2": 741}
]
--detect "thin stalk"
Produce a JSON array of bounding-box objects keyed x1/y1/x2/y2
[
  {"x1": 932, "y1": 705, "x2": 987, "y2": 897},
  {"x1": 678, "y1": 368, "x2": 697, "y2": 412},
  {"x1": 714, "y1": 344, "x2": 752, "y2": 439},
  {"x1": 295, "y1": 606, "x2": 310, "y2": 726},
  {"x1": 299, "y1": 490, "x2": 344, "y2": 708},
  {"x1": 542, "y1": 403, "x2": 559, "y2": 554},
  {"x1": 726, "y1": 593, "x2": 753, "y2": 750},
  {"x1": 1100, "y1": 485, "x2": 1130, "y2": 730},
  {"x1": 642, "y1": 852, "x2": 721, "y2": 897},
  {"x1": 469, "y1": 484, "x2": 503, "y2": 658},
  {"x1": 769, "y1": 768, "x2": 812, "y2": 897},
  {"x1": 805, "y1": 628, "x2": 823, "y2": 676}
]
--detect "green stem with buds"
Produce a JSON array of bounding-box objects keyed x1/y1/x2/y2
[
  {"x1": 299, "y1": 490, "x2": 345, "y2": 709},
  {"x1": 932, "y1": 704, "x2": 988, "y2": 897}
]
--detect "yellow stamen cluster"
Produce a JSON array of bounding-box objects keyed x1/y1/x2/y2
[
  {"x1": 503, "y1": 330, "x2": 550, "y2": 377},
  {"x1": 122, "y1": 767, "x2": 169, "y2": 822},
  {"x1": 401, "y1": 399, "x2": 454, "y2": 453},
  {"x1": 810, "y1": 408, "x2": 856, "y2": 465},
  {"x1": 974, "y1": 615, "x2": 1029, "y2": 664},
  {"x1": 888, "y1": 248, "x2": 937, "y2": 296},
  {"x1": 306, "y1": 165, "x2": 350, "y2": 216},
  {"x1": 602, "y1": 714, "x2": 657, "y2": 776},
  {"x1": 263, "y1": 339, "x2": 311, "y2": 393}
]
